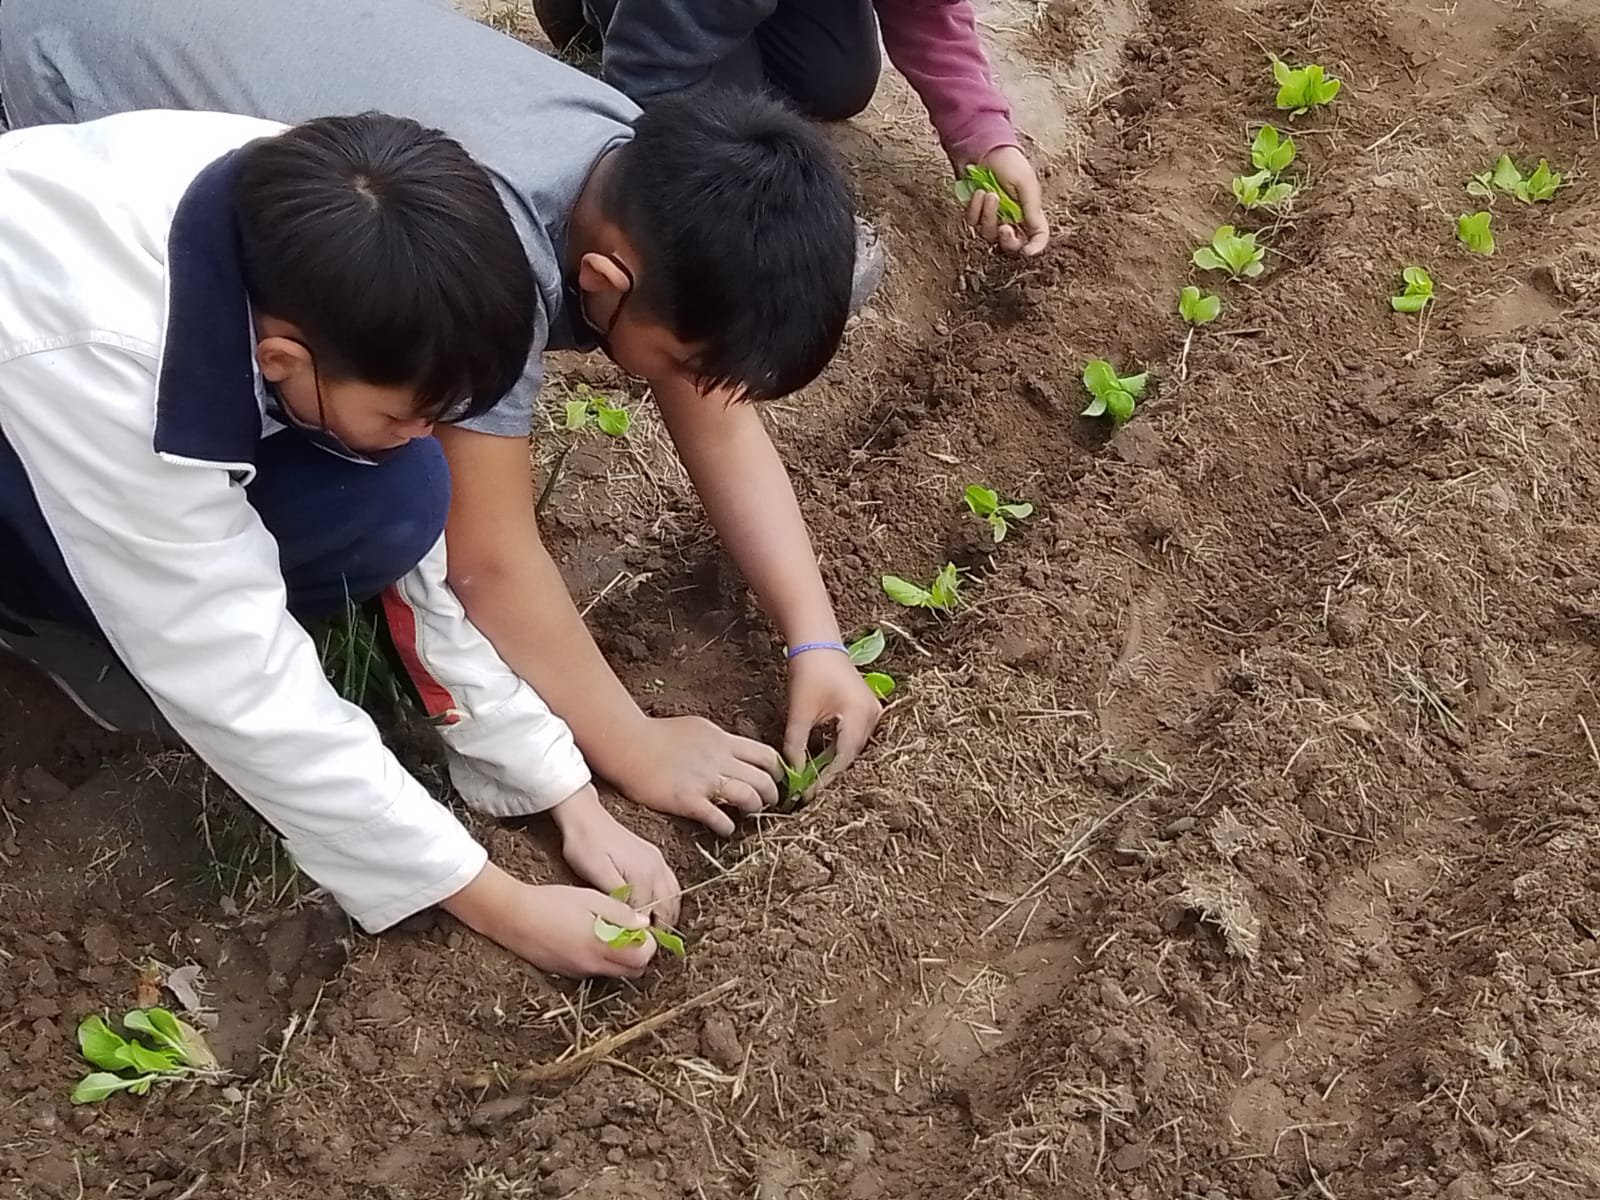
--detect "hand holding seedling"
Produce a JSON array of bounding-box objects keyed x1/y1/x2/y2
[
  {"x1": 955, "y1": 147, "x2": 1050, "y2": 257},
  {"x1": 551, "y1": 784, "x2": 681, "y2": 924},
  {"x1": 610, "y1": 715, "x2": 784, "y2": 837},
  {"x1": 785, "y1": 645, "x2": 883, "y2": 788},
  {"x1": 443, "y1": 863, "x2": 658, "y2": 978}
]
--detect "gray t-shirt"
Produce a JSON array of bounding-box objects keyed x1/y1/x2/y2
[{"x1": 0, "y1": 0, "x2": 640, "y2": 437}]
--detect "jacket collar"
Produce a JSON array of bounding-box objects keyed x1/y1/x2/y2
[{"x1": 152, "y1": 146, "x2": 263, "y2": 478}]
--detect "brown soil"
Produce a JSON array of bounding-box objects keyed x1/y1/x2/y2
[{"x1": 6, "y1": 1, "x2": 1600, "y2": 1197}]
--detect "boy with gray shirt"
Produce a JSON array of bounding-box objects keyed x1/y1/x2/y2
[{"x1": 0, "y1": 0, "x2": 884, "y2": 852}]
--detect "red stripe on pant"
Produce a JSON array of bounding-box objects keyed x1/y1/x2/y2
[{"x1": 380, "y1": 586, "x2": 462, "y2": 725}]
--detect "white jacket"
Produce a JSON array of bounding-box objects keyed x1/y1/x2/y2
[{"x1": 0, "y1": 110, "x2": 590, "y2": 930}]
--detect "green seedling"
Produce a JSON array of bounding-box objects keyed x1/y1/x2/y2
[
  {"x1": 1081, "y1": 359, "x2": 1147, "y2": 424},
  {"x1": 882, "y1": 563, "x2": 962, "y2": 613},
  {"x1": 593, "y1": 886, "x2": 687, "y2": 957},
  {"x1": 1272, "y1": 59, "x2": 1342, "y2": 115},
  {"x1": 72, "y1": 1009, "x2": 216, "y2": 1105},
  {"x1": 1193, "y1": 226, "x2": 1266, "y2": 280},
  {"x1": 1251, "y1": 124, "x2": 1298, "y2": 174},
  {"x1": 963, "y1": 484, "x2": 1034, "y2": 543},
  {"x1": 1390, "y1": 266, "x2": 1435, "y2": 313},
  {"x1": 1457, "y1": 211, "x2": 1495, "y2": 256},
  {"x1": 951, "y1": 164, "x2": 1024, "y2": 225},
  {"x1": 1178, "y1": 286, "x2": 1222, "y2": 325},
  {"x1": 1467, "y1": 154, "x2": 1562, "y2": 204},
  {"x1": 1232, "y1": 170, "x2": 1297, "y2": 210},
  {"x1": 564, "y1": 395, "x2": 632, "y2": 436},
  {"x1": 846, "y1": 630, "x2": 896, "y2": 700},
  {"x1": 780, "y1": 748, "x2": 837, "y2": 808}
]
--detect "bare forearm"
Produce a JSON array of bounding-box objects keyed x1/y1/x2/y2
[{"x1": 656, "y1": 384, "x2": 841, "y2": 644}]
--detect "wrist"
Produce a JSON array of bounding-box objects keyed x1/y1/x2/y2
[
  {"x1": 548, "y1": 783, "x2": 605, "y2": 834},
  {"x1": 440, "y1": 861, "x2": 515, "y2": 934},
  {"x1": 786, "y1": 639, "x2": 849, "y2": 664}
]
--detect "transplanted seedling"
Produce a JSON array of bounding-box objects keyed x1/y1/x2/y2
[
  {"x1": 882, "y1": 563, "x2": 962, "y2": 613},
  {"x1": 1251, "y1": 124, "x2": 1298, "y2": 175},
  {"x1": 951, "y1": 164, "x2": 1024, "y2": 225},
  {"x1": 593, "y1": 886, "x2": 687, "y2": 957},
  {"x1": 1192, "y1": 226, "x2": 1266, "y2": 279},
  {"x1": 1081, "y1": 359, "x2": 1147, "y2": 424},
  {"x1": 1390, "y1": 267, "x2": 1435, "y2": 313},
  {"x1": 1272, "y1": 59, "x2": 1342, "y2": 115},
  {"x1": 1457, "y1": 211, "x2": 1495, "y2": 256},
  {"x1": 846, "y1": 629, "x2": 896, "y2": 699},
  {"x1": 72, "y1": 1008, "x2": 218, "y2": 1104},
  {"x1": 564, "y1": 395, "x2": 632, "y2": 436},
  {"x1": 1178, "y1": 286, "x2": 1223, "y2": 325},
  {"x1": 1232, "y1": 170, "x2": 1296, "y2": 210},
  {"x1": 963, "y1": 484, "x2": 1034, "y2": 543},
  {"x1": 1467, "y1": 154, "x2": 1563, "y2": 204}
]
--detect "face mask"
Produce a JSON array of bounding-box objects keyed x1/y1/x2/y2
[{"x1": 264, "y1": 336, "x2": 403, "y2": 466}]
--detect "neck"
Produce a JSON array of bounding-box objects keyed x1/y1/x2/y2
[{"x1": 567, "y1": 146, "x2": 620, "y2": 275}]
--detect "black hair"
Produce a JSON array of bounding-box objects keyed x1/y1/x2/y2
[
  {"x1": 234, "y1": 113, "x2": 536, "y2": 422},
  {"x1": 602, "y1": 87, "x2": 856, "y2": 402}
]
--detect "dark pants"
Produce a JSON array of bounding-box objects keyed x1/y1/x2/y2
[
  {"x1": 0, "y1": 430, "x2": 450, "y2": 638},
  {"x1": 590, "y1": 0, "x2": 882, "y2": 122}
]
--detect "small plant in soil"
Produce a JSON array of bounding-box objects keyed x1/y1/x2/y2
[
  {"x1": 1272, "y1": 59, "x2": 1342, "y2": 115},
  {"x1": 1192, "y1": 226, "x2": 1266, "y2": 279},
  {"x1": 1250, "y1": 124, "x2": 1298, "y2": 174},
  {"x1": 846, "y1": 629, "x2": 896, "y2": 699},
  {"x1": 882, "y1": 563, "x2": 963, "y2": 613},
  {"x1": 1178, "y1": 286, "x2": 1222, "y2": 325},
  {"x1": 777, "y1": 747, "x2": 837, "y2": 812},
  {"x1": 963, "y1": 484, "x2": 1034, "y2": 543},
  {"x1": 564, "y1": 395, "x2": 632, "y2": 436},
  {"x1": 1390, "y1": 267, "x2": 1435, "y2": 313},
  {"x1": 951, "y1": 164, "x2": 1023, "y2": 225},
  {"x1": 593, "y1": 885, "x2": 686, "y2": 957},
  {"x1": 1457, "y1": 211, "x2": 1495, "y2": 256},
  {"x1": 1232, "y1": 169, "x2": 1296, "y2": 210},
  {"x1": 1081, "y1": 359, "x2": 1147, "y2": 424},
  {"x1": 1467, "y1": 154, "x2": 1562, "y2": 204},
  {"x1": 72, "y1": 1008, "x2": 219, "y2": 1104}
]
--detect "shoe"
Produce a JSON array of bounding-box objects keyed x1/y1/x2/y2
[
  {"x1": 0, "y1": 615, "x2": 172, "y2": 738},
  {"x1": 851, "y1": 217, "x2": 887, "y2": 314}
]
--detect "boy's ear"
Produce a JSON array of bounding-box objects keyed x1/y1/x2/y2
[
  {"x1": 255, "y1": 335, "x2": 312, "y2": 384},
  {"x1": 577, "y1": 251, "x2": 633, "y2": 297}
]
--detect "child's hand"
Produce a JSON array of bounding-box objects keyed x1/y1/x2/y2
[
  {"x1": 551, "y1": 785, "x2": 682, "y2": 924},
  {"x1": 785, "y1": 648, "x2": 882, "y2": 787},
  {"x1": 609, "y1": 715, "x2": 783, "y2": 837},
  {"x1": 958, "y1": 145, "x2": 1050, "y2": 257},
  {"x1": 441, "y1": 862, "x2": 657, "y2": 978}
]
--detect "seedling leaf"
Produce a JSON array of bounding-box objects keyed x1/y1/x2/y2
[
  {"x1": 846, "y1": 629, "x2": 887, "y2": 667},
  {"x1": 1390, "y1": 266, "x2": 1434, "y2": 313},
  {"x1": 1232, "y1": 170, "x2": 1296, "y2": 210},
  {"x1": 1492, "y1": 154, "x2": 1523, "y2": 193},
  {"x1": 863, "y1": 672, "x2": 896, "y2": 699},
  {"x1": 1518, "y1": 159, "x2": 1561, "y2": 203},
  {"x1": 608, "y1": 885, "x2": 633, "y2": 902},
  {"x1": 72, "y1": 1072, "x2": 156, "y2": 1105},
  {"x1": 1457, "y1": 211, "x2": 1495, "y2": 256},
  {"x1": 928, "y1": 563, "x2": 962, "y2": 610},
  {"x1": 564, "y1": 400, "x2": 590, "y2": 431},
  {"x1": 781, "y1": 749, "x2": 835, "y2": 801},
  {"x1": 593, "y1": 917, "x2": 650, "y2": 949},
  {"x1": 78, "y1": 1016, "x2": 133, "y2": 1073},
  {"x1": 651, "y1": 926, "x2": 687, "y2": 958},
  {"x1": 963, "y1": 485, "x2": 999, "y2": 517},
  {"x1": 882, "y1": 575, "x2": 933, "y2": 608},
  {"x1": 1178, "y1": 286, "x2": 1223, "y2": 325},
  {"x1": 1081, "y1": 358, "x2": 1146, "y2": 424},
  {"x1": 951, "y1": 165, "x2": 1024, "y2": 225},
  {"x1": 1250, "y1": 124, "x2": 1297, "y2": 174},
  {"x1": 594, "y1": 402, "x2": 631, "y2": 437},
  {"x1": 1272, "y1": 60, "x2": 1342, "y2": 115}
]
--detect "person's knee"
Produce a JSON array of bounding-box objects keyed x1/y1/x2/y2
[
  {"x1": 342, "y1": 439, "x2": 451, "y2": 597},
  {"x1": 789, "y1": 42, "x2": 880, "y2": 122}
]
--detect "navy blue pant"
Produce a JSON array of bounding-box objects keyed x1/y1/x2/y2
[{"x1": 0, "y1": 430, "x2": 451, "y2": 638}]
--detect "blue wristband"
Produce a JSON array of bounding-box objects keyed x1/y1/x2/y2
[{"x1": 786, "y1": 640, "x2": 849, "y2": 661}]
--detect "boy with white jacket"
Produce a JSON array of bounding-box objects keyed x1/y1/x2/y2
[{"x1": 0, "y1": 108, "x2": 677, "y2": 977}]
